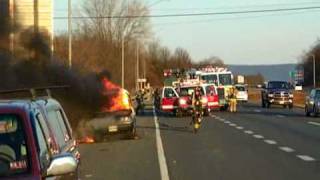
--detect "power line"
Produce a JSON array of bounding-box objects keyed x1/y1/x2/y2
[
  {"x1": 54, "y1": 6, "x2": 320, "y2": 20},
  {"x1": 152, "y1": 9, "x2": 320, "y2": 27}
]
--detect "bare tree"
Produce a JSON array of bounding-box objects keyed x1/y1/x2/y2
[{"x1": 79, "y1": 0, "x2": 151, "y2": 46}]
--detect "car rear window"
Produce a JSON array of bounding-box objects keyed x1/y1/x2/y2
[
  {"x1": 0, "y1": 114, "x2": 29, "y2": 177},
  {"x1": 236, "y1": 86, "x2": 246, "y2": 91}
]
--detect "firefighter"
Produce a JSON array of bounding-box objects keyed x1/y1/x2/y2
[{"x1": 228, "y1": 87, "x2": 238, "y2": 112}]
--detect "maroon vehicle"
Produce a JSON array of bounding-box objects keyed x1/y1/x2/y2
[{"x1": 0, "y1": 89, "x2": 79, "y2": 179}]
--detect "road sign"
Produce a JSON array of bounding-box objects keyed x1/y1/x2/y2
[{"x1": 137, "y1": 78, "x2": 147, "y2": 83}]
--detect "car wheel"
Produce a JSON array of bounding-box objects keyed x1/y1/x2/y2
[
  {"x1": 313, "y1": 106, "x2": 318, "y2": 117},
  {"x1": 305, "y1": 106, "x2": 311, "y2": 117},
  {"x1": 266, "y1": 102, "x2": 270, "y2": 108},
  {"x1": 262, "y1": 100, "x2": 266, "y2": 108}
]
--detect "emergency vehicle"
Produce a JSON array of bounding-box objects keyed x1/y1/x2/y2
[
  {"x1": 159, "y1": 69, "x2": 219, "y2": 116},
  {"x1": 196, "y1": 66, "x2": 234, "y2": 110}
]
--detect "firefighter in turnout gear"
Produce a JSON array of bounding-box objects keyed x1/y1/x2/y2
[{"x1": 228, "y1": 87, "x2": 238, "y2": 112}]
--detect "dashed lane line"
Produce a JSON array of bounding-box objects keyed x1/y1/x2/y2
[
  {"x1": 279, "y1": 146, "x2": 295, "y2": 153},
  {"x1": 264, "y1": 139, "x2": 277, "y2": 145},
  {"x1": 296, "y1": 155, "x2": 316, "y2": 162},
  {"x1": 244, "y1": 130, "x2": 254, "y2": 134},
  {"x1": 253, "y1": 134, "x2": 264, "y2": 139},
  {"x1": 220, "y1": 117, "x2": 317, "y2": 163},
  {"x1": 308, "y1": 121, "x2": 320, "y2": 127}
]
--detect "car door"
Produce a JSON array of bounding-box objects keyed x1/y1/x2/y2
[{"x1": 161, "y1": 87, "x2": 178, "y2": 111}]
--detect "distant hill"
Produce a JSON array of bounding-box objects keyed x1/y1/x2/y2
[{"x1": 228, "y1": 64, "x2": 297, "y2": 81}]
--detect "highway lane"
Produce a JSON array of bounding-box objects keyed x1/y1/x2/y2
[{"x1": 79, "y1": 103, "x2": 320, "y2": 180}]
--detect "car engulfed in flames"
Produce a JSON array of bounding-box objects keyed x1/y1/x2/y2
[{"x1": 101, "y1": 77, "x2": 131, "y2": 112}]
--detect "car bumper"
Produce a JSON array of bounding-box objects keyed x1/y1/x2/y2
[
  {"x1": 268, "y1": 98, "x2": 293, "y2": 105},
  {"x1": 105, "y1": 122, "x2": 135, "y2": 135}
]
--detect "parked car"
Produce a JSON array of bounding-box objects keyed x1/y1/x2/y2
[
  {"x1": 305, "y1": 88, "x2": 320, "y2": 117},
  {"x1": 261, "y1": 81, "x2": 293, "y2": 109},
  {"x1": 0, "y1": 88, "x2": 79, "y2": 179},
  {"x1": 235, "y1": 84, "x2": 248, "y2": 103}
]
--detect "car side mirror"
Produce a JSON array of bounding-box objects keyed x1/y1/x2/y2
[{"x1": 46, "y1": 153, "x2": 77, "y2": 177}]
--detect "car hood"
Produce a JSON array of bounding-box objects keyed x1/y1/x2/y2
[{"x1": 268, "y1": 89, "x2": 290, "y2": 93}]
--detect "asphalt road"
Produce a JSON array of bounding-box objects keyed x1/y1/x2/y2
[{"x1": 79, "y1": 103, "x2": 320, "y2": 180}]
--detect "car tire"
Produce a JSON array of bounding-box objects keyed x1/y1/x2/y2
[
  {"x1": 313, "y1": 106, "x2": 318, "y2": 117},
  {"x1": 305, "y1": 106, "x2": 310, "y2": 117},
  {"x1": 266, "y1": 102, "x2": 270, "y2": 108},
  {"x1": 262, "y1": 100, "x2": 266, "y2": 108}
]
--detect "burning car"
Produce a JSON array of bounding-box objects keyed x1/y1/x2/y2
[{"x1": 90, "y1": 78, "x2": 137, "y2": 141}]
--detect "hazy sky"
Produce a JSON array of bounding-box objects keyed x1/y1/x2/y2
[{"x1": 54, "y1": 0, "x2": 320, "y2": 65}]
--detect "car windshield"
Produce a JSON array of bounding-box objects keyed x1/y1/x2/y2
[
  {"x1": 201, "y1": 75, "x2": 218, "y2": 85},
  {"x1": 268, "y1": 82, "x2": 289, "y2": 89},
  {"x1": 219, "y1": 74, "x2": 233, "y2": 85},
  {"x1": 178, "y1": 87, "x2": 204, "y2": 96},
  {"x1": 236, "y1": 86, "x2": 246, "y2": 91},
  {"x1": 0, "y1": 114, "x2": 29, "y2": 177},
  {"x1": 205, "y1": 85, "x2": 216, "y2": 95}
]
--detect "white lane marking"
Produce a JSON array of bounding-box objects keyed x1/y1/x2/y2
[
  {"x1": 153, "y1": 108, "x2": 170, "y2": 180},
  {"x1": 276, "y1": 115, "x2": 285, "y2": 118},
  {"x1": 224, "y1": 121, "x2": 230, "y2": 124},
  {"x1": 253, "y1": 134, "x2": 264, "y2": 139},
  {"x1": 308, "y1": 121, "x2": 320, "y2": 126},
  {"x1": 279, "y1": 146, "x2": 295, "y2": 153},
  {"x1": 229, "y1": 123, "x2": 236, "y2": 126},
  {"x1": 264, "y1": 139, "x2": 277, "y2": 145},
  {"x1": 254, "y1": 109, "x2": 262, "y2": 113},
  {"x1": 85, "y1": 174, "x2": 93, "y2": 178},
  {"x1": 236, "y1": 126, "x2": 244, "y2": 130},
  {"x1": 244, "y1": 130, "x2": 254, "y2": 134},
  {"x1": 296, "y1": 155, "x2": 316, "y2": 162}
]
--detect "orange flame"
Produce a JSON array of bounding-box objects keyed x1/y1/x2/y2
[
  {"x1": 101, "y1": 78, "x2": 131, "y2": 112},
  {"x1": 77, "y1": 136, "x2": 95, "y2": 144}
]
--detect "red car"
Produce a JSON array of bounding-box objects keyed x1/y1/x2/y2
[{"x1": 0, "y1": 91, "x2": 79, "y2": 179}]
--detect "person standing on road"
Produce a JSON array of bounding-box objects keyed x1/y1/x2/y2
[
  {"x1": 191, "y1": 87, "x2": 203, "y2": 122},
  {"x1": 228, "y1": 87, "x2": 237, "y2": 112}
]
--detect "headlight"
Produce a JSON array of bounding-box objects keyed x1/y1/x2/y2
[
  {"x1": 121, "y1": 117, "x2": 132, "y2": 123},
  {"x1": 179, "y1": 99, "x2": 187, "y2": 105},
  {"x1": 201, "y1": 97, "x2": 208, "y2": 104},
  {"x1": 310, "y1": 101, "x2": 314, "y2": 104},
  {"x1": 268, "y1": 94, "x2": 274, "y2": 97},
  {"x1": 289, "y1": 94, "x2": 293, "y2": 98}
]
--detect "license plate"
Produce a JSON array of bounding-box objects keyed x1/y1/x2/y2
[{"x1": 108, "y1": 125, "x2": 118, "y2": 132}]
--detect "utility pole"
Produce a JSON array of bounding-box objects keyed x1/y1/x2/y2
[
  {"x1": 312, "y1": 54, "x2": 316, "y2": 88},
  {"x1": 9, "y1": 0, "x2": 14, "y2": 55},
  {"x1": 121, "y1": 0, "x2": 129, "y2": 89},
  {"x1": 68, "y1": 0, "x2": 72, "y2": 68},
  {"x1": 121, "y1": 35, "x2": 125, "y2": 88},
  {"x1": 136, "y1": 40, "x2": 139, "y2": 91}
]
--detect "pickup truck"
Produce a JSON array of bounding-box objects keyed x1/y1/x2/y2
[{"x1": 261, "y1": 81, "x2": 293, "y2": 109}]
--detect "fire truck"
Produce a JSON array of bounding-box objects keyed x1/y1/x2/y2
[
  {"x1": 196, "y1": 66, "x2": 234, "y2": 110},
  {"x1": 159, "y1": 69, "x2": 219, "y2": 116}
]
